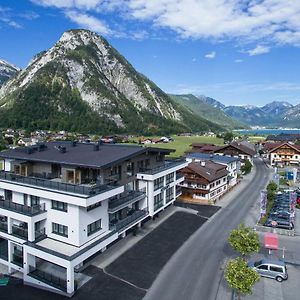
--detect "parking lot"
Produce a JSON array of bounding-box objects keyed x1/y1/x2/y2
[
  {"x1": 0, "y1": 208, "x2": 218, "y2": 300},
  {"x1": 245, "y1": 264, "x2": 300, "y2": 300}
]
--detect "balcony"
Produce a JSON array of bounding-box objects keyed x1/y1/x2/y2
[
  {"x1": 0, "y1": 239, "x2": 8, "y2": 261},
  {"x1": 110, "y1": 209, "x2": 148, "y2": 232},
  {"x1": 154, "y1": 201, "x2": 164, "y2": 211},
  {"x1": 12, "y1": 225, "x2": 28, "y2": 240},
  {"x1": 0, "y1": 171, "x2": 118, "y2": 197},
  {"x1": 108, "y1": 191, "x2": 146, "y2": 213},
  {"x1": 0, "y1": 199, "x2": 46, "y2": 216},
  {"x1": 138, "y1": 160, "x2": 186, "y2": 175},
  {"x1": 28, "y1": 266, "x2": 67, "y2": 292}
]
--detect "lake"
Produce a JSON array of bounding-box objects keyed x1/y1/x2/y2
[{"x1": 235, "y1": 129, "x2": 300, "y2": 135}]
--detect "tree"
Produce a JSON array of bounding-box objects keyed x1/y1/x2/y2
[
  {"x1": 225, "y1": 257, "x2": 260, "y2": 300},
  {"x1": 223, "y1": 132, "x2": 234, "y2": 143},
  {"x1": 241, "y1": 159, "x2": 252, "y2": 174},
  {"x1": 228, "y1": 223, "x2": 260, "y2": 257}
]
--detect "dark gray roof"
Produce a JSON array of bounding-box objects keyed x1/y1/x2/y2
[
  {"x1": 0, "y1": 142, "x2": 173, "y2": 169},
  {"x1": 187, "y1": 153, "x2": 239, "y2": 164}
]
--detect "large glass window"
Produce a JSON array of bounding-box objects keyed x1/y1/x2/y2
[
  {"x1": 126, "y1": 162, "x2": 134, "y2": 177},
  {"x1": 30, "y1": 195, "x2": 40, "y2": 206},
  {"x1": 166, "y1": 173, "x2": 174, "y2": 184},
  {"x1": 4, "y1": 190, "x2": 12, "y2": 201},
  {"x1": 154, "y1": 177, "x2": 164, "y2": 190},
  {"x1": 52, "y1": 223, "x2": 68, "y2": 237},
  {"x1": 154, "y1": 192, "x2": 164, "y2": 211},
  {"x1": 87, "y1": 201, "x2": 102, "y2": 211},
  {"x1": 52, "y1": 200, "x2": 68, "y2": 212},
  {"x1": 166, "y1": 187, "x2": 174, "y2": 203},
  {"x1": 87, "y1": 219, "x2": 102, "y2": 236}
]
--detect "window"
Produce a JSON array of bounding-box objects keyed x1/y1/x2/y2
[
  {"x1": 52, "y1": 200, "x2": 68, "y2": 212},
  {"x1": 87, "y1": 201, "x2": 102, "y2": 211},
  {"x1": 258, "y1": 265, "x2": 268, "y2": 270},
  {"x1": 223, "y1": 178, "x2": 226, "y2": 182},
  {"x1": 126, "y1": 161, "x2": 134, "y2": 177},
  {"x1": 52, "y1": 223, "x2": 68, "y2": 237},
  {"x1": 30, "y1": 195, "x2": 40, "y2": 206},
  {"x1": 87, "y1": 219, "x2": 102, "y2": 236},
  {"x1": 166, "y1": 173, "x2": 174, "y2": 184},
  {"x1": 4, "y1": 190, "x2": 12, "y2": 201},
  {"x1": 154, "y1": 177, "x2": 164, "y2": 190},
  {"x1": 270, "y1": 266, "x2": 283, "y2": 273},
  {"x1": 166, "y1": 187, "x2": 174, "y2": 203},
  {"x1": 154, "y1": 192, "x2": 164, "y2": 211}
]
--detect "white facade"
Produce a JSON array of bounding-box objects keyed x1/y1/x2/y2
[{"x1": 0, "y1": 157, "x2": 187, "y2": 296}]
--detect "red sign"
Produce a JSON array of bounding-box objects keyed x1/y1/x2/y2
[{"x1": 264, "y1": 233, "x2": 278, "y2": 250}]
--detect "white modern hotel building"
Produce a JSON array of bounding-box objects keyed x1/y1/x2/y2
[{"x1": 0, "y1": 141, "x2": 186, "y2": 296}]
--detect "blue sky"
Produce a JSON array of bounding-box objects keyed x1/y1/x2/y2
[{"x1": 1, "y1": 0, "x2": 300, "y2": 106}]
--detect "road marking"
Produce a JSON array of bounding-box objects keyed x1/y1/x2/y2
[{"x1": 103, "y1": 268, "x2": 148, "y2": 292}]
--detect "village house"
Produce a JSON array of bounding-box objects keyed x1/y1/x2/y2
[{"x1": 178, "y1": 161, "x2": 228, "y2": 204}]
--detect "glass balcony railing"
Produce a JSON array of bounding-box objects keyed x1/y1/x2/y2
[
  {"x1": 176, "y1": 173, "x2": 184, "y2": 180},
  {"x1": 109, "y1": 209, "x2": 148, "y2": 232},
  {"x1": 138, "y1": 160, "x2": 186, "y2": 175},
  {"x1": 108, "y1": 191, "x2": 146, "y2": 213},
  {"x1": 0, "y1": 221, "x2": 8, "y2": 233},
  {"x1": 12, "y1": 225, "x2": 28, "y2": 240},
  {"x1": 12, "y1": 249, "x2": 23, "y2": 267},
  {"x1": 0, "y1": 171, "x2": 118, "y2": 197},
  {"x1": 28, "y1": 266, "x2": 67, "y2": 292},
  {"x1": 0, "y1": 199, "x2": 46, "y2": 216}
]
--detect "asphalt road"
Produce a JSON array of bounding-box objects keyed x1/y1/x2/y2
[{"x1": 144, "y1": 158, "x2": 271, "y2": 300}]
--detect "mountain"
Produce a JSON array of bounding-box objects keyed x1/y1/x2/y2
[
  {"x1": 0, "y1": 60, "x2": 19, "y2": 87},
  {"x1": 261, "y1": 101, "x2": 293, "y2": 117},
  {"x1": 198, "y1": 95, "x2": 225, "y2": 110},
  {"x1": 0, "y1": 29, "x2": 222, "y2": 135},
  {"x1": 224, "y1": 105, "x2": 267, "y2": 126},
  {"x1": 169, "y1": 94, "x2": 247, "y2": 129}
]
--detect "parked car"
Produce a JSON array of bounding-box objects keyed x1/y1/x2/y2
[
  {"x1": 264, "y1": 219, "x2": 294, "y2": 230},
  {"x1": 248, "y1": 259, "x2": 288, "y2": 282}
]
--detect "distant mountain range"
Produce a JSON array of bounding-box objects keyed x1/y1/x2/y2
[
  {"x1": 223, "y1": 101, "x2": 300, "y2": 127},
  {"x1": 0, "y1": 29, "x2": 222, "y2": 135},
  {"x1": 169, "y1": 94, "x2": 246, "y2": 129}
]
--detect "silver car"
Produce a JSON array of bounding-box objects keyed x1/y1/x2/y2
[{"x1": 248, "y1": 259, "x2": 288, "y2": 282}]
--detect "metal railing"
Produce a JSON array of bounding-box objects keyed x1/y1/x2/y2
[
  {"x1": 28, "y1": 266, "x2": 67, "y2": 292},
  {"x1": 138, "y1": 160, "x2": 186, "y2": 175},
  {"x1": 110, "y1": 209, "x2": 148, "y2": 232},
  {"x1": 0, "y1": 171, "x2": 118, "y2": 197},
  {"x1": 35, "y1": 228, "x2": 46, "y2": 241},
  {"x1": 12, "y1": 225, "x2": 28, "y2": 239},
  {"x1": 108, "y1": 191, "x2": 146, "y2": 212},
  {"x1": 0, "y1": 199, "x2": 46, "y2": 216}
]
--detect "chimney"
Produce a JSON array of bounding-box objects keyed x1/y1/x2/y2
[{"x1": 200, "y1": 161, "x2": 206, "y2": 167}]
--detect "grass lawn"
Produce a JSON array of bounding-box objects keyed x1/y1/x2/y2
[
  {"x1": 128, "y1": 135, "x2": 224, "y2": 158},
  {"x1": 247, "y1": 136, "x2": 266, "y2": 143}
]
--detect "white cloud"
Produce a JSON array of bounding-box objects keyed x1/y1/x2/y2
[
  {"x1": 65, "y1": 10, "x2": 111, "y2": 35},
  {"x1": 0, "y1": 6, "x2": 22, "y2": 28},
  {"x1": 31, "y1": 0, "x2": 300, "y2": 48},
  {"x1": 247, "y1": 45, "x2": 270, "y2": 56},
  {"x1": 205, "y1": 51, "x2": 216, "y2": 59},
  {"x1": 234, "y1": 59, "x2": 243, "y2": 63}
]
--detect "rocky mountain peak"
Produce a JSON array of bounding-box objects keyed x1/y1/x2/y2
[{"x1": 0, "y1": 29, "x2": 221, "y2": 135}]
